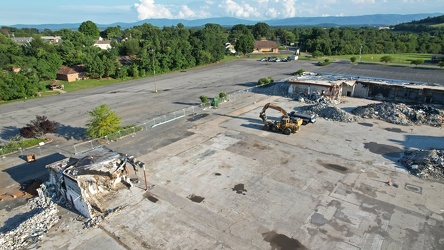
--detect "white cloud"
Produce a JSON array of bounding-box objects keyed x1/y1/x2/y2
[
  {"x1": 178, "y1": 5, "x2": 196, "y2": 18},
  {"x1": 134, "y1": 0, "x2": 173, "y2": 19},
  {"x1": 61, "y1": 5, "x2": 132, "y2": 13}
]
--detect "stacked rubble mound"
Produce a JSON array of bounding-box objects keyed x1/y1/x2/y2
[
  {"x1": 399, "y1": 149, "x2": 444, "y2": 180},
  {"x1": 352, "y1": 102, "x2": 444, "y2": 127},
  {"x1": 293, "y1": 92, "x2": 339, "y2": 105},
  {"x1": 0, "y1": 185, "x2": 59, "y2": 250},
  {"x1": 301, "y1": 103, "x2": 360, "y2": 123}
]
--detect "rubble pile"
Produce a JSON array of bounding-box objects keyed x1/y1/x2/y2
[
  {"x1": 301, "y1": 103, "x2": 360, "y2": 123},
  {"x1": 0, "y1": 185, "x2": 59, "y2": 250},
  {"x1": 352, "y1": 102, "x2": 443, "y2": 127},
  {"x1": 293, "y1": 92, "x2": 339, "y2": 105},
  {"x1": 399, "y1": 149, "x2": 444, "y2": 180}
]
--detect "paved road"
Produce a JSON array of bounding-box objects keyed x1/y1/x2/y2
[{"x1": 1, "y1": 59, "x2": 443, "y2": 142}]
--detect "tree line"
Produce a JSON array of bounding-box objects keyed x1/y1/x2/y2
[{"x1": 1, "y1": 18, "x2": 444, "y2": 101}]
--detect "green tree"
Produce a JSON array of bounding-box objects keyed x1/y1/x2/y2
[
  {"x1": 252, "y1": 22, "x2": 270, "y2": 40},
  {"x1": 350, "y1": 56, "x2": 357, "y2": 63},
  {"x1": 410, "y1": 59, "x2": 424, "y2": 67},
  {"x1": 438, "y1": 61, "x2": 444, "y2": 68},
  {"x1": 86, "y1": 104, "x2": 121, "y2": 138},
  {"x1": 380, "y1": 56, "x2": 393, "y2": 64},
  {"x1": 78, "y1": 20, "x2": 100, "y2": 38},
  {"x1": 235, "y1": 33, "x2": 255, "y2": 55}
]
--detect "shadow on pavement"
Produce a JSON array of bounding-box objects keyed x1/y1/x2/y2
[
  {"x1": 0, "y1": 126, "x2": 20, "y2": 141},
  {"x1": 57, "y1": 124, "x2": 86, "y2": 141},
  {"x1": 2, "y1": 153, "x2": 66, "y2": 184}
]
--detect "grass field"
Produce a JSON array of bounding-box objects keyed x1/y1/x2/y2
[{"x1": 324, "y1": 53, "x2": 432, "y2": 64}]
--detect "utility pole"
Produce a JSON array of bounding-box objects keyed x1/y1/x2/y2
[{"x1": 151, "y1": 49, "x2": 157, "y2": 93}]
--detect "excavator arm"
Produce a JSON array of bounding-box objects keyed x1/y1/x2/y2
[{"x1": 259, "y1": 103, "x2": 288, "y2": 122}]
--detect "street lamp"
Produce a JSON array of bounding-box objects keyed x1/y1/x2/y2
[
  {"x1": 359, "y1": 44, "x2": 363, "y2": 62},
  {"x1": 151, "y1": 49, "x2": 157, "y2": 93}
]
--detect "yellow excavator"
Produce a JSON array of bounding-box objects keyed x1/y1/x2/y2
[{"x1": 259, "y1": 103, "x2": 302, "y2": 135}]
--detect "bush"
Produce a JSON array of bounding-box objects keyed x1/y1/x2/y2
[
  {"x1": 219, "y1": 92, "x2": 227, "y2": 99},
  {"x1": 0, "y1": 135, "x2": 45, "y2": 155},
  {"x1": 199, "y1": 95, "x2": 209, "y2": 103},
  {"x1": 19, "y1": 115, "x2": 59, "y2": 138},
  {"x1": 350, "y1": 56, "x2": 357, "y2": 63},
  {"x1": 258, "y1": 77, "x2": 274, "y2": 86},
  {"x1": 317, "y1": 59, "x2": 331, "y2": 66},
  {"x1": 294, "y1": 69, "x2": 305, "y2": 76}
]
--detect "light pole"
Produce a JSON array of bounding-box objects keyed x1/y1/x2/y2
[
  {"x1": 359, "y1": 44, "x2": 363, "y2": 62},
  {"x1": 151, "y1": 49, "x2": 157, "y2": 93}
]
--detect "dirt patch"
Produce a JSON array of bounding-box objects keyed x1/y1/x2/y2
[
  {"x1": 187, "y1": 194, "x2": 205, "y2": 203},
  {"x1": 385, "y1": 128, "x2": 406, "y2": 133},
  {"x1": 232, "y1": 184, "x2": 247, "y2": 195},
  {"x1": 144, "y1": 193, "x2": 159, "y2": 203},
  {"x1": 364, "y1": 142, "x2": 403, "y2": 157},
  {"x1": 20, "y1": 180, "x2": 42, "y2": 196},
  {"x1": 262, "y1": 231, "x2": 308, "y2": 250},
  {"x1": 318, "y1": 162, "x2": 349, "y2": 173},
  {"x1": 188, "y1": 113, "x2": 209, "y2": 121}
]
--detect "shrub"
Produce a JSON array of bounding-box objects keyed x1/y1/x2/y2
[
  {"x1": 219, "y1": 92, "x2": 227, "y2": 99},
  {"x1": 258, "y1": 77, "x2": 274, "y2": 86},
  {"x1": 350, "y1": 56, "x2": 357, "y2": 63},
  {"x1": 294, "y1": 69, "x2": 305, "y2": 76},
  {"x1": 19, "y1": 115, "x2": 59, "y2": 138},
  {"x1": 317, "y1": 59, "x2": 331, "y2": 66},
  {"x1": 199, "y1": 95, "x2": 209, "y2": 103}
]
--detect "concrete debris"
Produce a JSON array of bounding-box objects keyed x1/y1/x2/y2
[
  {"x1": 0, "y1": 184, "x2": 59, "y2": 250},
  {"x1": 399, "y1": 149, "x2": 444, "y2": 180},
  {"x1": 352, "y1": 102, "x2": 444, "y2": 127},
  {"x1": 301, "y1": 103, "x2": 360, "y2": 123},
  {"x1": 293, "y1": 92, "x2": 339, "y2": 105}
]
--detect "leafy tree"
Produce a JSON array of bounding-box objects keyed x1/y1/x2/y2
[
  {"x1": 78, "y1": 21, "x2": 100, "y2": 38},
  {"x1": 438, "y1": 61, "x2": 444, "y2": 68},
  {"x1": 235, "y1": 33, "x2": 255, "y2": 55},
  {"x1": 86, "y1": 104, "x2": 121, "y2": 138},
  {"x1": 350, "y1": 56, "x2": 357, "y2": 63},
  {"x1": 252, "y1": 22, "x2": 270, "y2": 40},
  {"x1": 19, "y1": 115, "x2": 59, "y2": 138},
  {"x1": 380, "y1": 56, "x2": 393, "y2": 64},
  {"x1": 410, "y1": 59, "x2": 424, "y2": 67}
]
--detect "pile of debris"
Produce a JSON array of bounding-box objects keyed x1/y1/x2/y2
[
  {"x1": 293, "y1": 92, "x2": 339, "y2": 105},
  {"x1": 352, "y1": 102, "x2": 443, "y2": 127},
  {"x1": 301, "y1": 103, "x2": 360, "y2": 123},
  {"x1": 0, "y1": 185, "x2": 59, "y2": 250},
  {"x1": 399, "y1": 149, "x2": 444, "y2": 180}
]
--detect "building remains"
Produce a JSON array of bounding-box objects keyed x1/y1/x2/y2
[
  {"x1": 288, "y1": 73, "x2": 444, "y2": 105},
  {"x1": 45, "y1": 147, "x2": 144, "y2": 218}
]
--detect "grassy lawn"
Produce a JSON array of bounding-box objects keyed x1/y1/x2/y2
[
  {"x1": 62, "y1": 78, "x2": 126, "y2": 92},
  {"x1": 325, "y1": 53, "x2": 433, "y2": 64}
]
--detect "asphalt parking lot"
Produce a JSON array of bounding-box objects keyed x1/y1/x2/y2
[
  {"x1": 1, "y1": 59, "x2": 444, "y2": 249},
  {"x1": 31, "y1": 94, "x2": 444, "y2": 250}
]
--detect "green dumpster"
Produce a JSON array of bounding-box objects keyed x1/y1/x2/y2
[{"x1": 212, "y1": 97, "x2": 219, "y2": 108}]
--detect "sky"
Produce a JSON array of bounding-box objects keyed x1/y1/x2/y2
[{"x1": 1, "y1": 0, "x2": 443, "y2": 26}]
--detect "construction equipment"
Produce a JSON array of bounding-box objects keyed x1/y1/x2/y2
[{"x1": 259, "y1": 103, "x2": 303, "y2": 135}]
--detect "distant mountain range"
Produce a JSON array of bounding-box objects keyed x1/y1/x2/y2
[{"x1": 7, "y1": 13, "x2": 444, "y2": 30}]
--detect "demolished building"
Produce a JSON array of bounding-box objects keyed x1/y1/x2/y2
[
  {"x1": 45, "y1": 147, "x2": 144, "y2": 218},
  {"x1": 288, "y1": 74, "x2": 444, "y2": 105}
]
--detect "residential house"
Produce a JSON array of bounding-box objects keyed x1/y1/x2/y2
[
  {"x1": 56, "y1": 65, "x2": 86, "y2": 82},
  {"x1": 94, "y1": 37, "x2": 112, "y2": 50},
  {"x1": 252, "y1": 39, "x2": 279, "y2": 54}
]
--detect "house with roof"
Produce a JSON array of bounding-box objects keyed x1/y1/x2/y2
[
  {"x1": 252, "y1": 38, "x2": 279, "y2": 54},
  {"x1": 56, "y1": 65, "x2": 87, "y2": 82},
  {"x1": 94, "y1": 37, "x2": 112, "y2": 50}
]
